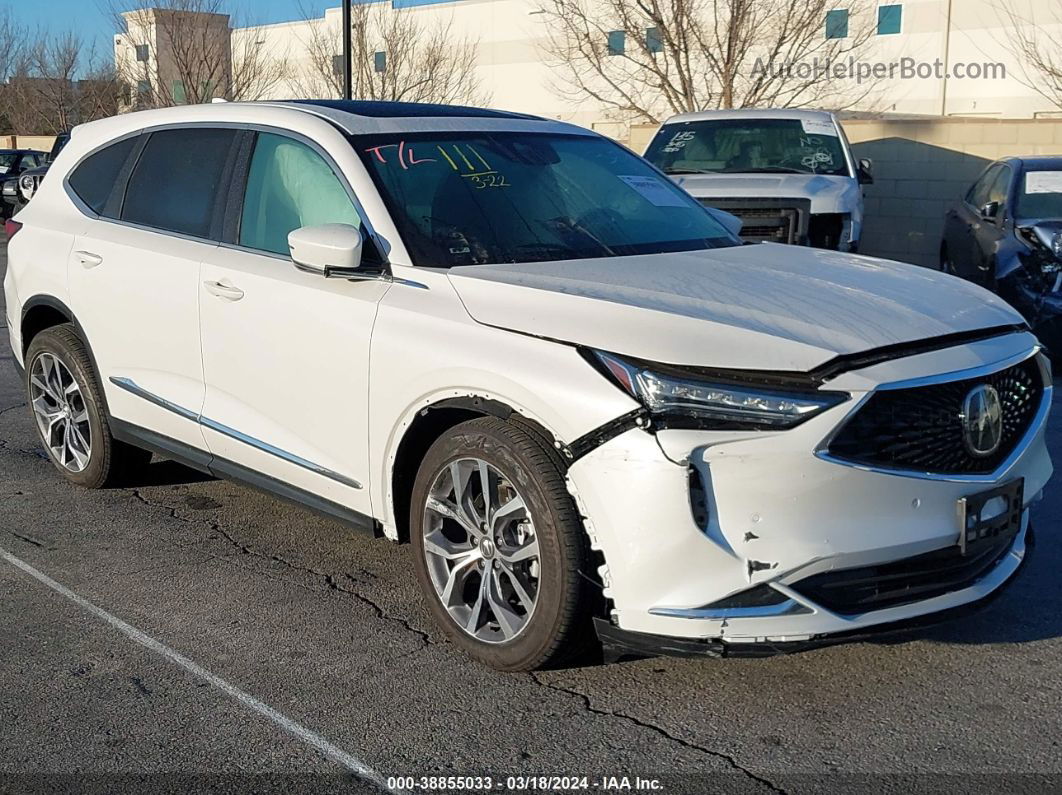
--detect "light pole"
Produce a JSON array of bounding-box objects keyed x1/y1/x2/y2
[{"x1": 342, "y1": 0, "x2": 352, "y2": 101}]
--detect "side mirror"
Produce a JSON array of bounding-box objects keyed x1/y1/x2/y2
[
  {"x1": 980, "y1": 201, "x2": 1000, "y2": 221},
  {"x1": 857, "y1": 157, "x2": 874, "y2": 185},
  {"x1": 288, "y1": 223, "x2": 363, "y2": 278}
]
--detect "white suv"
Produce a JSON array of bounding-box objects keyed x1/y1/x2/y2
[{"x1": 3, "y1": 101, "x2": 1053, "y2": 671}]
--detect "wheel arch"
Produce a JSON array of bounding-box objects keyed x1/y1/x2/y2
[
  {"x1": 387, "y1": 394, "x2": 568, "y2": 544},
  {"x1": 20, "y1": 296, "x2": 109, "y2": 412},
  {"x1": 21, "y1": 295, "x2": 78, "y2": 357}
]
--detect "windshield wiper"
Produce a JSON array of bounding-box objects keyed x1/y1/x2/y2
[{"x1": 663, "y1": 167, "x2": 719, "y2": 175}]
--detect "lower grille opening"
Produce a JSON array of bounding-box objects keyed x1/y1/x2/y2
[{"x1": 791, "y1": 532, "x2": 1018, "y2": 615}]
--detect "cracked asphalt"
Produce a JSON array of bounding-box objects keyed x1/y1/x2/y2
[{"x1": 1, "y1": 243, "x2": 1061, "y2": 794}]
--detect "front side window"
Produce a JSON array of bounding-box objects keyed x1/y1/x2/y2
[
  {"x1": 240, "y1": 133, "x2": 361, "y2": 256},
  {"x1": 123, "y1": 127, "x2": 237, "y2": 238},
  {"x1": 645, "y1": 118, "x2": 850, "y2": 177},
  {"x1": 1016, "y1": 169, "x2": 1062, "y2": 220},
  {"x1": 356, "y1": 131, "x2": 737, "y2": 268},
  {"x1": 985, "y1": 166, "x2": 1011, "y2": 213},
  {"x1": 967, "y1": 165, "x2": 1001, "y2": 208},
  {"x1": 68, "y1": 136, "x2": 138, "y2": 215}
]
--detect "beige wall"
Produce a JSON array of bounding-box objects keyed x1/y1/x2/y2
[
  {"x1": 844, "y1": 118, "x2": 1062, "y2": 267},
  {"x1": 1, "y1": 135, "x2": 56, "y2": 152}
]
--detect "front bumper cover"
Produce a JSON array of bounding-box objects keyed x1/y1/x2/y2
[{"x1": 594, "y1": 525, "x2": 1033, "y2": 661}]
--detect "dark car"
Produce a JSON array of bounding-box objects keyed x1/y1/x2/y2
[
  {"x1": 941, "y1": 155, "x2": 1062, "y2": 353},
  {"x1": 1, "y1": 134, "x2": 69, "y2": 218},
  {"x1": 0, "y1": 149, "x2": 48, "y2": 218}
]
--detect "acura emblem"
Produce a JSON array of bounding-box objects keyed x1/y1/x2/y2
[{"x1": 961, "y1": 384, "x2": 1003, "y2": 457}]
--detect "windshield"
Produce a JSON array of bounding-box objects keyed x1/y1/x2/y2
[
  {"x1": 1016, "y1": 169, "x2": 1062, "y2": 220},
  {"x1": 645, "y1": 118, "x2": 851, "y2": 177},
  {"x1": 355, "y1": 131, "x2": 738, "y2": 267}
]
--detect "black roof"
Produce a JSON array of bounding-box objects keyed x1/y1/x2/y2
[{"x1": 285, "y1": 99, "x2": 543, "y2": 121}]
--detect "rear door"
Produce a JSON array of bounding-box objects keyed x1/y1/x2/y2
[
  {"x1": 67, "y1": 126, "x2": 241, "y2": 454},
  {"x1": 198, "y1": 130, "x2": 389, "y2": 517}
]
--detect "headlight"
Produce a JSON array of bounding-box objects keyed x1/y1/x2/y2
[{"x1": 593, "y1": 351, "x2": 849, "y2": 429}]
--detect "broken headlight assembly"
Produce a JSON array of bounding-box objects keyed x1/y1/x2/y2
[
  {"x1": 1018, "y1": 226, "x2": 1062, "y2": 282},
  {"x1": 590, "y1": 351, "x2": 849, "y2": 430}
]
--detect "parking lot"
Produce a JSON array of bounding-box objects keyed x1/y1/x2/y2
[{"x1": 1, "y1": 241, "x2": 1060, "y2": 793}]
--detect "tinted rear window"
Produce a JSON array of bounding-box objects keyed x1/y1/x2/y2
[
  {"x1": 68, "y1": 137, "x2": 138, "y2": 215},
  {"x1": 123, "y1": 128, "x2": 236, "y2": 238}
]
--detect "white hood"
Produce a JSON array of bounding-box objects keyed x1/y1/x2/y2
[
  {"x1": 447, "y1": 244, "x2": 1025, "y2": 372},
  {"x1": 672, "y1": 173, "x2": 858, "y2": 216}
]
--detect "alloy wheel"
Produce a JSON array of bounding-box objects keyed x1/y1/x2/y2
[
  {"x1": 422, "y1": 457, "x2": 541, "y2": 644},
  {"x1": 29, "y1": 352, "x2": 92, "y2": 472}
]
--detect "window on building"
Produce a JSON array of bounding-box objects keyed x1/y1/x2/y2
[
  {"x1": 240, "y1": 133, "x2": 361, "y2": 256},
  {"x1": 68, "y1": 136, "x2": 138, "y2": 216},
  {"x1": 136, "y1": 80, "x2": 151, "y2": 95},
  {"x1": 172, "y1": 80, "x2": 186, "y2": 103},
  {"x1": 123, "y1": 127, "x2": 238, "y2": 239},
  {"x1": 825, "y1": 9, "x2": 849, "y2": 39},
  {"x1": 135, "y1": 44, "x2": 149, "y2": 62},
  {"x1": 607, "y1": 30, "x2": 625, "y2": 56},
  {"x1": 374, "y1": 51, "x2": 387, "y2": 73},
  {"x1": 877, "y1": 4, "x2": 902, "y2": 35},
  {"x1": 332, "y1": 54, "x2": 344, "y2": 76},
  {"x1": 646, "y1": 27, "x2": 663, "y2": 54}
]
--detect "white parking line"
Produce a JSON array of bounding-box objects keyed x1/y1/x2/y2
[{"x1": 1, "y1": 546, "x2": 395, "y2": 792}]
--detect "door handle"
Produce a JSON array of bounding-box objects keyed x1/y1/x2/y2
[
  {"x1": 203, "y1": 279, "x2": 245, "y2": 301},
  {"x1": 75, "y1": 250, "x2": 103, "y2": 269}
]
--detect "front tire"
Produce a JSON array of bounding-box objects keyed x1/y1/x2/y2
[
  {"x1": 410, "y1": 417, "x2": 598, "y2": 671},
  {"x1": 25, "y1": 324, "x2": 151, "y2": 488}
]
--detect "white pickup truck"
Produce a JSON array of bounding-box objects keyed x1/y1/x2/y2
[{"x1": 644, "y1": 108, "x2": 873, "y2": 252}]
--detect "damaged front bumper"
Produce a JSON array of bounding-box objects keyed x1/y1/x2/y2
[
  {"x1": 595, "y1": 523, "x2": 1032, "y2": 660},
  {"x1": 566, "y1": 333, "x2": 1053, "y2": 656}
]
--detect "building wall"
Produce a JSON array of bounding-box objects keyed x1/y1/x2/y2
[{"x1": 229, "y1": 0, "x2": 1062, "y2": 130}]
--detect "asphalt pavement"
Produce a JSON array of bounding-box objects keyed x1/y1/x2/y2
[{"x1": 1, "y1": 244, "x2": 1060, "y2": 794}]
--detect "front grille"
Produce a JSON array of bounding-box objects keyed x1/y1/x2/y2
[
  {"x1": 792, "y1": 531, "x2": 1017, "y2": 614},
  {"x1": 702, "y1": 197, "x2": 810, "y2": 245},
  {"x1": 826, "y1": 357, "x2": 1045, "y2": 475}
]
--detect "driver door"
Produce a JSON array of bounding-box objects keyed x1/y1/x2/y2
[
  {"x1": 946, "y1": 164, "x2": 999, "y2": 279},
  {"x1": 969, "y1": 165, "x2": 1012, "y2": 287},
  {"x1": 198, "y1": 131, "x2": 390, "y2": 518}
]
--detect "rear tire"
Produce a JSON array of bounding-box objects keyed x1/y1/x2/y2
[
  {"x1": 24, "y1": 324, "x2": 151, "y2": 488},
  {"x1": 410, "y1": 417, "x2": 599, "y2": 671}
]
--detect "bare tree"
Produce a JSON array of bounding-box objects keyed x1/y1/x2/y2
[
  {"x1": 289, "y1": 1, "x2": 487, "y2": 105},
  {"x1": 2, "y1": 32, "x2": 117, "y2": 135},
  {"x1": 996, "y1": 0, "x2": 1062, "y2": 110},
  {"x1": 536, "y1": 0, "x2": 877, "y2": 124},
  {"x1": 107, "y1": 0, "x2": 289, "y2": 108}
]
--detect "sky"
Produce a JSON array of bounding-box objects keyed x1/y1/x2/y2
[{"x1": 13, "y1": 1, "x2": 338, "y2": 58}]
